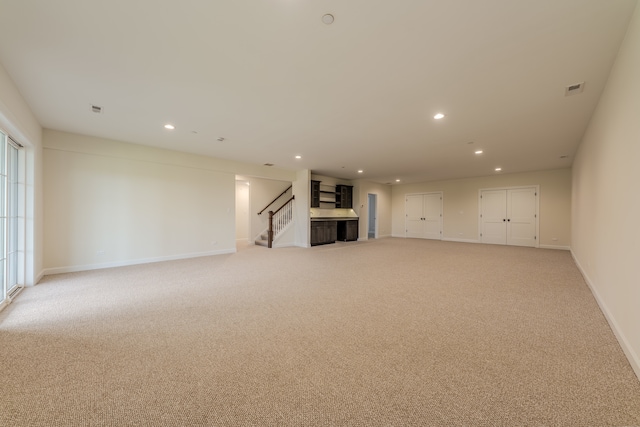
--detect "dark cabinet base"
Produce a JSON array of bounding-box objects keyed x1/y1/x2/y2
[
  {"x1": 337, "y1": 220, "x2": 358, "y2": 242},
  {"x1": 311, "y1": 220, "x2": 358, "y2": 246},
  {"x1": 311, "y1": 221, "x2": 337, "y2": 246}
]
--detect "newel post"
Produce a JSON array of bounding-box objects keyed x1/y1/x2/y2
[{"x1": 268, "y1": 211, "x2": 274, "y2": 248}]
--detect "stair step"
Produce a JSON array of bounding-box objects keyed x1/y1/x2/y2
[{"x1": 255, "y1": 239, "x2": 269, "y2": 247}]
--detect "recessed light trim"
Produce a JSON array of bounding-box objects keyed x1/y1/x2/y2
[
  {"x1": 322, "y1": 14, "x2": 334, "y2": 24},
  {"x1": 434, "y1": 113, "x2": 445, "y2": 120},
  {"x1": 164, "y1": 124, "x2": 175, "y2": 130},
  {"x1": 217, "y1": 137, "x2": 225, "y2": 142},
  {"x1": 495, "y1": 167, "x2": 502, "y2": 172},
  {"x1": 357, "y1": 170, "x2": 363, "y2": 173},
  {"x1": 395, "y1": 179, "x2": 401, "y2": 182},
  {"x1": 295, "y1": 155, "x2": 302, "y2": 159},
  {"x1": 475, "y1": 150, "x2": 483, "y2": 155}
]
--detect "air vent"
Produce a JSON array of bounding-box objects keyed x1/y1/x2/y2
[
  {"x1": 91, "y1": 105, "x2": 103, "y2": 113},
  {"x1": 565, "y1": 82, "x2": 585, "y2": 96}
]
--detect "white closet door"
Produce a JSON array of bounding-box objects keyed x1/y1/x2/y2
[
  {"x1": 423, "y1": 193, "x2": 442, "y2": 240},
  {"x1": 405, "y1": 193, "x2": 442, "y2": 240},
  {"x1": 481, "y1": 190, "x2": 508, "y2": 244},
  {"x1": 507, "y1": 188, "x2": 537, "y2": 247},
  {"x1": 405, "y1": 194, "x2": 425, "y2": 238}
]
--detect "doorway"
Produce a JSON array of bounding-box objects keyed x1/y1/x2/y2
[{"x1": 367, "y1": 194, "x2": 377, "y2": 239}]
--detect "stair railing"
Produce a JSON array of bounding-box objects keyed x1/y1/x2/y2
[
  {"x1": 268, "y1": 195, "x2": 295, "y2": 248},
  {"x1": 258, "y1": 185, "x2": 292, "y2": 216}
]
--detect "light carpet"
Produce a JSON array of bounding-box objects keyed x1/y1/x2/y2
[{"x1": 1, "y1": 238, "x2": 639, "y2": 426}]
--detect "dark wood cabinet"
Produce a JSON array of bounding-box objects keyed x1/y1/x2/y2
[
  {"x1": 311, "y1": 221, "x2": 338, "y2": 246},
  {"x1": 311, "y1": 180, "x2": 321, "y2": 208},
  {"x1": 335, "y1": 185, "x2": 353, "y2": 208},
  {"x1": 337, "y1": 220, "x2": 358, "y2": 242}
]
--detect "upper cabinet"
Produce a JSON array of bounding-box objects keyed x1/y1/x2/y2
[
  {"x1": 311, "y1": 180, "x2": 353, "y2": 209},
  {"x1": 311, "y1": 180, "x2": 321, "y2": 208},
  {"x1": 336, "y1": 185, "x2": 353, "y2": 209}
]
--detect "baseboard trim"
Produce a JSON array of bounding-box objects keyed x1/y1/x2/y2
[
  {"x1": 442, "y1": 238, "x2": 480, "y2": 244},
  {"x1": 42, "y1": 249, "x2": 236, "y2": 276},
  {"x1": 35, "y1": 270, "x2": 45, "y2": 285},
  {"x1": 539, "y1": 245, "x2": 570, "y2": 250},
  {"x1": 571, "y1": 249, "x2": 640, "y2": 381},
  {"x1": 0, "y1": 298, "x2": 8, "y2": 313}
]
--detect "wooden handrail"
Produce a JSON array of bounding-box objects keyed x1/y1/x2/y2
[{"x1": 258, "y1": 185, "x2": 292, "y2": 215}]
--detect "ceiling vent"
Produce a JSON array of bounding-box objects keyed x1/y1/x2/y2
[
  {"x1": 565, "y1": 82, "x2": 585, "y2": 96},
  {"x1": 91, "y1": 105, "x2": 103, "y2": 113}
]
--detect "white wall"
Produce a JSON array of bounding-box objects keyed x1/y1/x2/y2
[
  {"x1": 571, "y1": 3, "x2": 640, "y2": 379},
  {"x1": 235, "y1": 180, "x2": 250, "y2": 242},
  {"x1": 391, "y1": 169, "x2": 572, "y2": 249},
  {"x1": 292, "y1": 169, "x2": 311, "y2": 248},
  {"x1": 0, "y1": 62, "x2": 43, "y2": 285},
  {"x1": 43, "y1": 130, "x2": 297, "y2": 273}
]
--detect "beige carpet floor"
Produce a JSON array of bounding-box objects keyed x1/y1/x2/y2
[{"x1": 1, "y1": 238, "x2": 639, "y2": 426}]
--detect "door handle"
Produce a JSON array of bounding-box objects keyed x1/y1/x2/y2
[
  {"x1": 507, "y1": 219, "x2": 511, "y2": 222},
  {"x1": 503, "y1": 219, "x2": 506, "y2": 222}
]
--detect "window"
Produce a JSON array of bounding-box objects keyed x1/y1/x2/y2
[{"x1": 0, "y1": 130, "x2": 24, "y2": 308}]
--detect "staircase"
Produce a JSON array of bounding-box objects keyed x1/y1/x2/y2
[
  {"x1": 255, "y1": 232, "x2": 270, "y2": 247},
  {"x1": 255, "y1": 187, "x2": 295, "y2": 248}
]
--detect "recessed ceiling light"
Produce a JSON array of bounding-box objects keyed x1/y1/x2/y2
[
  {"x1": 395, "y1": 179, "x2": 401, "y2": 182},
  {"x1": 322, "y1": 14, "x2": 334, "y2": 24},
  {"x1": 495, "y1": 167, "x2": 502, "y2": 172},
  {"x1": 434, "y1": 113, "x2": 445, "y2": 120},
  {"x1": 295, "y1": 155, "x2": 302, "y2": 159},
  {"x1": 357, "y1": 170, "x2": 363, "y2": 173},
  {"x1": 475, "y1": 150, "x2": 483, "y2": 154},
  {"x1": 164, "y1": 124, "x2": 175, "y2": 130},
  {"x1": 217, "y1": 137, "x2": 225, "y2": 142},
  {"x1": 559, "y1": 155, "x2": 569, "y2": 159}
]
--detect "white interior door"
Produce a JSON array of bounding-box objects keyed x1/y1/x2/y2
[
  {"x1": 405, "y1": 193, "x2": 442, "y2": 240},
  {"x1": 481, "y1": 187, "x2": 537, "y2": 247},
  {"x1": 481, "y1": 190, "x2": 507, "y2": 244},
  {"x1": 507, "y1": 188, "x2": 537, "y2": 247},
  {"x1": 423, "y1": 193, "x2": 442, "y2": 240},
  {"x1": 405, "y1": 194, "x2": 424, "y2": 238}
]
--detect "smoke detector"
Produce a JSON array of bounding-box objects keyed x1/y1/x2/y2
[{"x1": 565, "y1": 82, "x2": 585, "y2": 96}]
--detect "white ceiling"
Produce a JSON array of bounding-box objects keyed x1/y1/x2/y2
[{"x1": 0, "y1": 0, "x2": 636, "y2": 184}]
